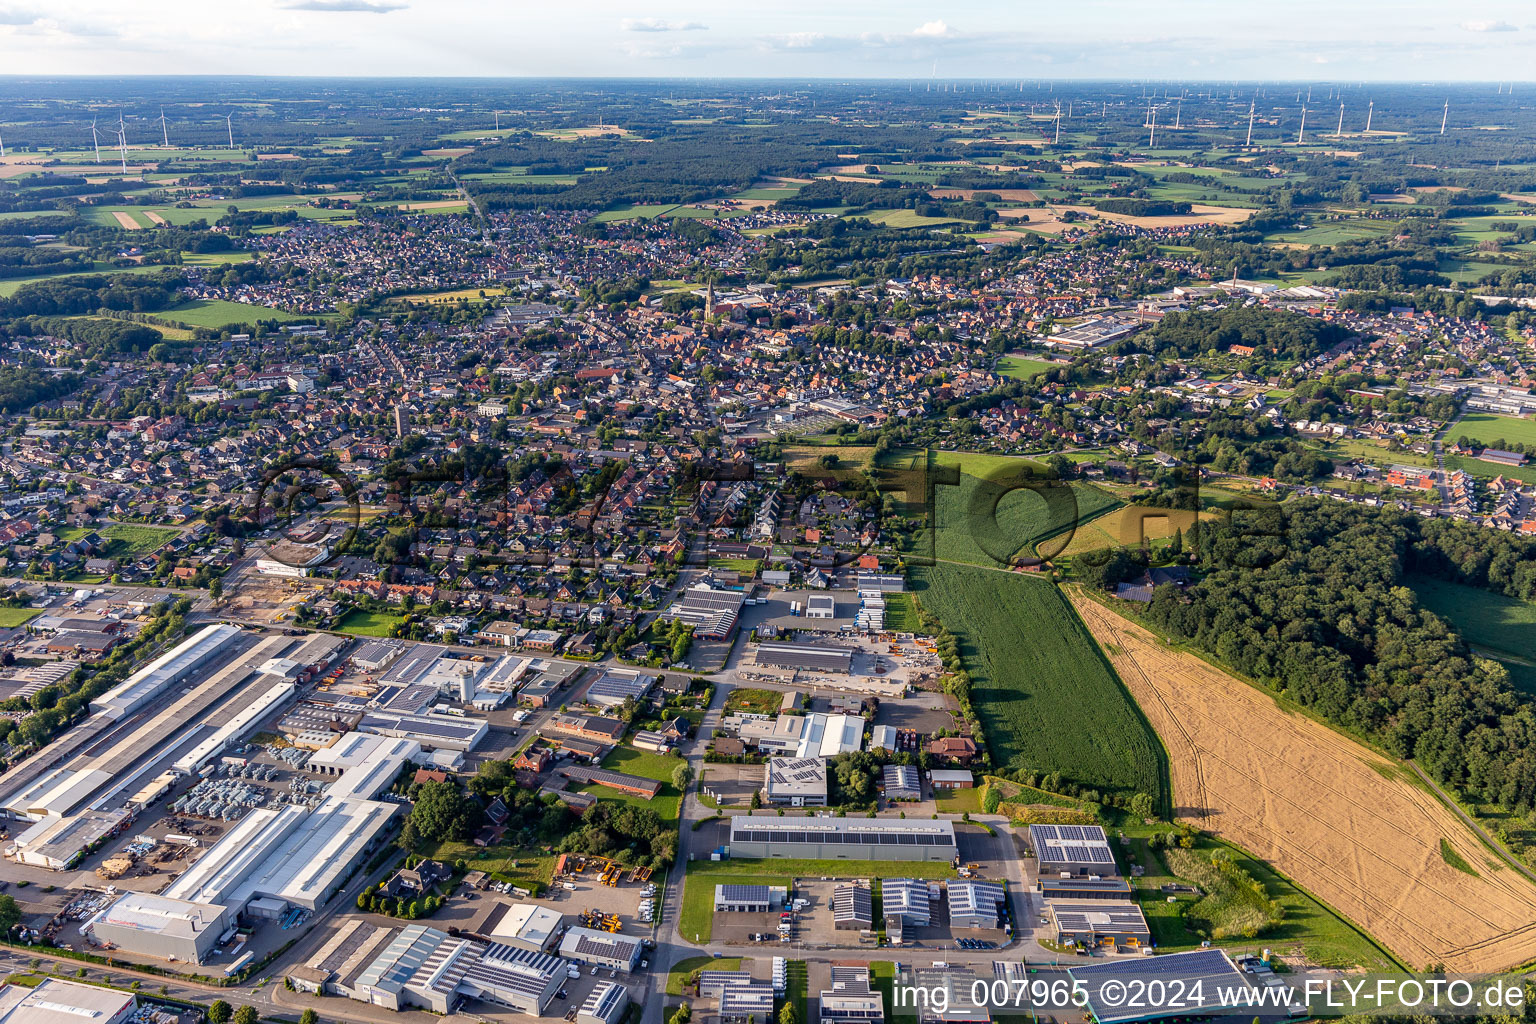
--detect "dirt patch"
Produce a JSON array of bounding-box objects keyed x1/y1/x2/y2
[
  {"x1": 395, "y1": 200, "x2": 467, "y2": 211},
  {"x1": 143, "y1": 212, "x2": 168, "y2": 226},
  {"x1": 111, "y1": 211, "x2": 141, "y2": 229},
  {"x1": 256, "y1": 153, "x2": 300, "y2": 161},
  {"x1": 1070, "y1": 593, "x2": 1536, "y2": 972},
  {"x1": 421, "y1": 147, "x2": 473, "y2": 158}
]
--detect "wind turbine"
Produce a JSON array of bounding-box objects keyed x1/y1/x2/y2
[
  {"x1": 1440, "y1": 99, "x2": 1448, "y2": 135},
  {"x1": 0, "y1": 126, "x2": 5, "y2": 160},
  {"x1": 224, "y1": 113, "x2": 234, "y2": 149},
  {"x1": 1297, "y1": 105, "x2": 1307, "y2": 145},
  {"x1": 1364, "y1": 100, "x2": 1373, "y2": 133},
  {"x1": 114, "y1": 125, "x2": 128, "y2": 175},
  {"x1": 1335, "y1": 103, "x2": 1345, "y2": 138},
  {"x1": 1245, "y1": 100, "x2": 1255, "y2": 147},
  {"x1": 1174, "y1": 101, "x2": 1181, "y2": 130},
  {"x1": 493, "y1": 110, "x2": 500, "y2": 130},
  {"x1": 1148, "y1": 105, "x2": 1157, "y2": 148},
  {"x1": 157, "y1": 108, "x2": 170, "y2": 147},
  {"x1": 90, "y1": 120, "x2": 101, "y2": 163},
  {"x1": 1053, "y1": 100, "x2": 1061, "y2": 144}
]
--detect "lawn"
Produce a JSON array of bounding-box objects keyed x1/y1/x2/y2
[
  {"x1": 679, "y1": 857, "x2": 955, "y2": 943},
  {"x1": 933, "y1": 786, "x2": 983, "y2": 814},
  {"x1": 1409, "y1": 575, "x2": 1536, "y2": 683},
  {"x1": 150, "y1": 299, "x2": 316, "y2": 330},
  {"x1": 1122, "y1": 826, "x2": 1397, "y2": 968},
  {"x1": 859, "y1": 209, "x2": 964, "y2": 229},
  {"x1": 907, "y1": 563, "x2": 1165, "y2": 801},
  {"x1": 667, "y1": 956, "x2": 743, "y2": 995},
  {"x1": 418, "y1": 841, "x2": 555, "y2": 892},
  {"x1": 0, "y1": 608, "x2": 40, "y2": 627},
  {"x1": 708, "y1": 558, "x2": 761, "y2": 576},
  {"x1": 102, "y1": 523, "x2": 179, "y2": 557},
  {"x1": 336, "y1": 609, "x2": 406, "y2": 637},
  {"x1": 996, "y1": 355, "x2": 1060, "y2": 380},
  {"x1": 591, "y1": 204, "x2": 680, "y2": 223},
  {"x1": 1452, "y1": 412, "x2": 1536, "y2": 450},
  {"x1": 723, "y1": 687, "x2": 783, "y2": 716},
  {"x1": 577, "y1": 745, "x2": 686, "y2": 826}
]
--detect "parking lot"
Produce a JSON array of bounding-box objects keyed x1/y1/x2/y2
[{"x1": 700, "y1": 764, "x2": 763, "y2": 808}]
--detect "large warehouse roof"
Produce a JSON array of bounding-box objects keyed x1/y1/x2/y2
[
  {"x1": 1070, "y1": 949, "x2": 1251, "y2": 1024},
  {"x1": 1029, "y1": 823, "x2": 1114, "y2": 866},
  {"x1": 91, "y1": 623, "x2": 242, "y2": 718},
  {"x1": 0, "y1": 978, "x2": 136, "y2": 1024},
  {"x1": 730, "y1": 814, "x2": 955, "y2": 847},
  {"x1": 87, "y1": 891, "x2": 227, "y2": 945},
  {"x1": 755, "y1": 640, "x2": 855, "y2": 674}
]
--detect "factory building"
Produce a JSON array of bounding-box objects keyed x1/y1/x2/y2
[
  {"x1": 466, "y1": 901, "x2": 562, "y2": 951},
  {"x1": 832, "y1": 884, "x2": 874, "y2": 930},
  {"x1": 1046, "y1": 901, "x2": 1150, "y2": 949},
  {"x1": 584, "y1": 668, "x2": 658, "y2": 709},
  {"x1": 820, "y1": 966, "x2": 884, "y2": 1024},
  {"x1": 882, "y1": 878, "x2": 932, "y2": 944},
  {"x1": 754, "y1": 640, "x2": 854, "y2": 674},
  {"x1": 764, "y1": 757, "x2": 828, "y2": 806},
  {"x1": 1029, "y1": 824, "x2": 1115, "y2": 875},
  {"x1": 347, "y1": 925, "x2": 569, "y2": 1016},
  {"x1": 661, "y1": 586, "x2": 746, "y2": 639},
  {"x1": 0, "y1": 978, "x2": 137, "y2": 1024},
  {"x1": 948, "y1": 880, "x2": 1006, "y2": 930},
  {"x1": 86, "y1": 892, "x2": 229, "y2": 964},
  {"x1": 357, "y1": 709, "x2": 488, "y2": 752},
  {"x1": 715, "y1": 883, "x2": 786, "y2": 913},
  {"x1": 729, "y1": 815, "x2": 956, "y2": 861},
  {"x1": 737, "y1": 712, "x2": 863, "y2": 758},
  {"x1": 558, "y1": 927, "x2": 643, "y2": 973},
  {"x1": 882, "y1": 765, "x2": 921, "y2": 801},
  {"x1": 579, "y1": 981, "x2": 631, "y2": 1024},
  {"x1": 90, "y1": 623, "x2": 243, "y2": 719}
]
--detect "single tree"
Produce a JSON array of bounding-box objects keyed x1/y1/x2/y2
[{"x1": 208, "y1": 1002, "x2": 233, "y2": 1024}]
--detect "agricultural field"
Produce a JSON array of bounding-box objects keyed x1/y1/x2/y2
[
  {"x1": 907, "y1": 562, "x2": 1164, "y2": 799},
  {"x1": 150, "y1": 299, "x2": 317, "y2": 329},
  {"x1": 1056, "y1": 505, "x2": 1212, "y2": 557},
  {"x1": 1410, "y1": 576, "x2": 1536, "y2": 689},
  {"x1": 1071, "y1": 592, "x2": 1536, "y2": 972},
  {"x1": 906, "y1": 450, "x2": 1122, "y2": 567},
  {"x1": 1452, "y1": 412, "x2": 1536, "y2": 449},
  {"x1": 1122, "y1": 825, "x2": 1396, "y2": 968}
]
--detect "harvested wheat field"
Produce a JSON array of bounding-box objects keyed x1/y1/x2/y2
[
  {"x1": 112, "y1": 211, "x2": 141, "y2": 229},
  {"x1": 931, "y1": 187, "x2": 1040, "y2": 202},
  {"x1": 143, "y1": 211, "x2": 168, "y2": 226},
  {"x1": 1070, "y1": 591, "x2": 1536, "y2": 972}
]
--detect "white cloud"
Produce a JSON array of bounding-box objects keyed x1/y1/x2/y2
[
  {"x1": 621, "y1": 17, "x2": 706, "y2": 32},
  {"x1": 912, "y1": 20, "x2": 953, "y2": 38},
  {"x1": 283, "y1": 0, "x2": 406, "y2": 12},
  {"x1": 0, "y1": 7, "x2": 39, "y2": 25},
  {"x1": 1460, "y1": 19, "x2": 1516, "y2": 31}
]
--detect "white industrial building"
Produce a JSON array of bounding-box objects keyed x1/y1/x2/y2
[
  {"x1": 558, "y1": 926, "x2": 643, "y2": 972},
  {"x1": 764, "y1": 757, "x2": 828, "y2": 806},
  {"x1": 85, "y1": 891, "x2": 229, "y2": 964},
  {"x1": 737, "y1": 712, "x2": 864, "y2": 758},
  {"x1": 90, "y1": 623, "x2": 242, "y2": 718},
  {"x1": 0, "y1": 978, "x2": 137, "y2": 1024},
  {"x1": 357, "y1": 709, "x2": 488, "y2": 752},
  {"x1": 579, "y1": 981, "x2": 631, "y2": 1024},
  {"x1": 472, "y1": 901, "x2": 562, "y2": 951}
]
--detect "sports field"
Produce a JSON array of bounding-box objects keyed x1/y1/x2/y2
[
  {"x1": 1072, "y1": 592, "x2": 1536, "y2": 972},
  {"x1": 908, "y1": 563, "x2": 1164, "y2": 799}
]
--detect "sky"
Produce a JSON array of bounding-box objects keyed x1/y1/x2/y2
[{"x1": 1, "y1": 1, "x2": 1534, "y2": 81}]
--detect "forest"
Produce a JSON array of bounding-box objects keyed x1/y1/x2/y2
[{"x1": 1129, "y1": 500, "x2": 1536, "y2": 814}]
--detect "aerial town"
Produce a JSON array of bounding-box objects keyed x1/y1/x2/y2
[{"x1": 0, "y1": 36, "x2": 1535, "y2": 1024}]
